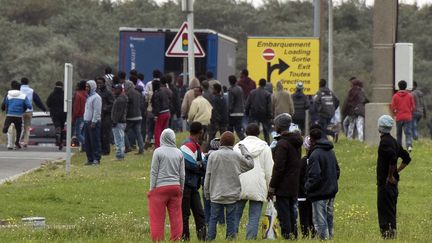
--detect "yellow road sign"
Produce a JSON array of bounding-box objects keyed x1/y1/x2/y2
[{"x1": 247, "y1": 37, "x2": 320, "y2": 95}]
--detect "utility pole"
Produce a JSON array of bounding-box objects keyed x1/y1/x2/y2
[
  {"x1": 328, "y1": 0, "x2": 334, "y2": 91},
  {"x1": 64, "y1": 63, "x2": 73, "y2": 175},
  {"x1": 182, "y1": 0, "x2": 195, "y2": 81}
]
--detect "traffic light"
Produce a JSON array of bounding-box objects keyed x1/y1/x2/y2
[{"x1": 182, "y1": 33, "x2": 188, "y2": 51}]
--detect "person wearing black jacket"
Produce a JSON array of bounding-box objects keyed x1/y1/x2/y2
[
  {"x1": 298, "y1": 136, "x2": 315, "y2": 238},
  {"x1": 305, "y1": 128, "x2": 340, "y2": 240},
  {"x1": 228, "y1": 75, "x2": 245, "y2": 140},
  {"x1": 207, "y1": 83, "x2": 228, "y2": 149},
  {"x1": 46, "y1": 81, "x2": 67, "y2": 150},
  {"x1": 111, "y1": 84, "x2": 128, "y2": 160},
  {"x1": 96, "y1": 77, "x2": 114, "y2": 155},
  {"x1": 124, "y1": 81, "x2": 144, "y2": 154},
  {"x1": 292, "y1": 82, "x2": 310, "y2": 135},
  {"x1": 245, "y1": 79, "x2": 272, "y2": 144},
  {"x1": 152, "y1": 77, "x2": 172, "y2": 148},
  {"x1": 166, "y1": 75, "x2": 181, "y2": 131},
  {"x1": 268, "y1": 113, "x2": 303, "y2": 239},
  {"x1": 376, "y1": 115, "x2": 411, "y2": 239}
]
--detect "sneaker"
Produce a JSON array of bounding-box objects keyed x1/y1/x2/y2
[
  {"x1": 407, "y1": 146, "x2": 413, "y2": 153},
  {"x1": 92, "y1": 160, "x2": 100, "y2": 165},
  {"x1": 7, "y1": 147, "x2": 13, "y2": 150},
  {"x1": 14, "y1": 143, "x2": 22, "y2": 150}
]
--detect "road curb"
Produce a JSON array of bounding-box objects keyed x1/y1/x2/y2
[{"x1": 0, "y1": 159, "x2": 65, "y2": 185}]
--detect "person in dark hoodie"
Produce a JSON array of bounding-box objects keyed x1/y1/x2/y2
[
  {"x1": 228, "y1": 75, "x2": 245, "y2": 140},
  {"x1": 292, "y1": 82, "x2": 310, "y2": 134},
  {"x1": 207, "y1": 83, "x2": 228, "y2": 148},
  {"x1": 46, "y1": 81, "x2": 67, "y2": 150},
  {"x1": 96, "y1": 77, "x2": 114, "y2": 155},
  {"x1": 111, "y1": 84, "x2": 128, "y2": 160},
  {"x1": 305, "y1": 127, "x2": 340, "y2": 240},
  {"x1": 376, "y1": 115, "x2": 411, "y2": 239},
  {"x1": 267, "y1": 113, "x2": 303, "y2": 239},
  {"x1": 152, "y1": 77, "x2": 172, "y2": 148}
]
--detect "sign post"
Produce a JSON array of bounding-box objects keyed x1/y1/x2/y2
[{"x1": 64, "y1": 63, "x2": 73, "y2": 175}]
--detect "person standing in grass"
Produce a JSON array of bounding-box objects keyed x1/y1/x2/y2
[
  {"x1": 204, "y1": 131, "x2": 254, "y2": 241},
  {"x1": 376, "y1": 115, "x2": 411, "y2": 239},
  {"x1": 234, "y1": 123, "x2": 274, "y2": 240},
  {"x1": 83, "y1": 80, "x2": 102, "y2": 165},
  {"x1": 305, "y1": 128, "x2": 340, "y2": 240},
  {"x1": 111, "y1": 84, "x2": 128, "y2": 160},
  {"x1": 148, "y1": 128, "x2": 185, "y2": 241},
  {"x1": 179, "y1": 122, "x2": 207, "y2": 241}
]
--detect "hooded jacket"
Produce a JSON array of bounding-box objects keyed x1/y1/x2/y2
[
  {"x1": 391, "y1": 90, "x2": 415, "y2": 121},
  {"x1": 269, "y1": 131, "x2": 303, "y2": 197},
  {"x1": 187, "y1": 95, "x2": 213, "y2": 126},
  {"x1": 237, "y1": 77, "x2": 256, "y2": 99},
  {"x1": 83, "y1": 80, "x2": 102, "y2": 123},
  {"x1": 1, "y1": 90, "x2": 32, "y2": 117},
  {"x1": 292, "y1": 89, "x2": 310, "y2": 120},
  {"x1": 342, "y1": 85, "x2": 369, "y2": 117},
  {"x1": 181, "y1": 78, "x2": 200, "y2": 118},
  {"x1": 204, "y1": 145, "x2": 254, "y2": 204},
  {"x1": 305, "y1": 139, "x2": 340, "y2": 201},
  {"x1": 20, "y1": 85, "x2": 46, "y2": 112},
  {"x1": 234, "y1": 136, "x2": 274, "y2": 202},
  {"x1": 46, "y1": 86, "x2": 66, "y2": 121},
  {"x1": 272, "y1": 81, "x2": 295, "y2": 117},
  {"x1": 150, "y1": 129, "x2": 185, "y2": 190}
]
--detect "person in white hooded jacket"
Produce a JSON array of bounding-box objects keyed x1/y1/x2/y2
[{"x1": 233, "y1": 123, "x2": 274, "y2": 240}]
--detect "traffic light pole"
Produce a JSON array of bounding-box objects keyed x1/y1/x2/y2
[{"x1": 183, "y1": 0, "x2": 195, "y2": 80}]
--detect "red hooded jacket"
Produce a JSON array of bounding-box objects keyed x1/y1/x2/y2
[
  {"x1": 72, "y1": 90, "x2": 87, "y2": 122},
  {"x1": 391, "y1": 90, "x2": 415, "y2": 121}
]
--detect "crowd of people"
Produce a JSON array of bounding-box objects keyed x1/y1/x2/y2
[{"x1": 0, "y1": 68, "x2": 423, "y2": 241}]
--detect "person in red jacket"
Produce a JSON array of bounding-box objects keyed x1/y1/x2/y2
[
  {"x1": 72, "y1": 80, "x2": 88, "y2": 149},
  {"x1": 391, "y1": 80, "x2": 415, "y2": 152}
]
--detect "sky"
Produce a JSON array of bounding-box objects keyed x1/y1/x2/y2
[{"x1": 153, "y1": 0, "x2": 432, "y2": 7}]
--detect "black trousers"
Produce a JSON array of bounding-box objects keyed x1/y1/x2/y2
[
  {"x1": 100, "y1": 115, "x2": 112, "y2": 154},
  {"x1": 275, "y1": 196, "x2": 298, "y2": 239},
  {"x1": 377, "y1": 184, "x2": 398, "y2": 239},
  {"x1": 52, "y1": 117, "x2": 66, "y2": 147},
  {"x1": 298, "y1": 200, "x2": 315, "y2": 238},
  {"x1": 3, "y1": 116, "x2": 22, "y2": 145},
  {"x1": 228, "y1": 116, "x2": 245, "y2": 140},
  {"x1": 182, "y1": 185, "x2": 206, "y2": 241},
  {"x1": 207, "y1": 122, "x2": 227, "y2": 148}
]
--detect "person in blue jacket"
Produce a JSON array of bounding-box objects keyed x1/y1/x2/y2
[{"x1": 1, "y1": 80, "x2": 32, "y2": 149}]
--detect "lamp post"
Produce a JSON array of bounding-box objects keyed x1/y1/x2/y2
[{"x1": 182, "y1": 0, "x2": 195, "y2": 81}]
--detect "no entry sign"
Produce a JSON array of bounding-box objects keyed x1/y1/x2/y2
[{"x1": 262, "y1": 48, "x2": 275, "y2": 61}]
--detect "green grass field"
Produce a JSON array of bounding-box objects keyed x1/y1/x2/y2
[{"x1": 0, "y1": 134, "x2": 431, "y2": 242}]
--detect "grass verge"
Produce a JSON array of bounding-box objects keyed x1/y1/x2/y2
[{"x1": 0, "y1": 134, "x2": 431, "y2": 242}]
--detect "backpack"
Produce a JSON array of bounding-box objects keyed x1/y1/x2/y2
[{"x1": 317, "y1": 90, "x2": 335, "y2": 119}]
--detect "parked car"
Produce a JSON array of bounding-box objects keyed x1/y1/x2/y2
[{"x1": 28, "y1": 112, "x2": 65, "y2": 146}]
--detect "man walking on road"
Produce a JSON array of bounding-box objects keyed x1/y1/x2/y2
[
  {"x1": 245, "y1": 79, "x2": 272, "y2": 144},
  {"x1": 376, "y1": 115, "x2": 411, "y2": 239},
  {"x1": 46, "y1": 81, "x2": 67, "y2": 150},
  {"x1": 83, "y1": 80, "x2": 102, "y2": 165},
  {"x1": 19, "y1": 77, "x2": 47, "y2": 147}
]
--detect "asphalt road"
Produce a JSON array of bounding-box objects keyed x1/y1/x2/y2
[{"x1": 0, "y1": 145, "x2": 66, "y2": 183}]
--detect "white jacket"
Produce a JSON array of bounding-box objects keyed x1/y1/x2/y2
[{"x1": 234, "y1": 136, "x2": 274, "y2": 202}]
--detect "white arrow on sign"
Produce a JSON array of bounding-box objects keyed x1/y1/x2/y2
[{"x1": 165, "y1": 22, "x2": 206, "y2": 58}]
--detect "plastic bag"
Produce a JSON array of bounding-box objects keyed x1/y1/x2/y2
[{"x1": 262, "y1": 200, "x2": 280, "y2": 239}]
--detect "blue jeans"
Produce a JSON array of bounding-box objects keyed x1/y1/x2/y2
[
  {"x1": 112, "y1": 123, "x2": 126, "y2": 159},
  {"x1": 312, "y1": 198, "x2": 335, "y2": 240},
  {"x1": 236, "y1": 200, "x2": 263, "y2": 240},
  {"x1": 396, "y1": 120, "x2": 412, "y2": 147},
  {"x1": 125, "y1": 120, "x2": 144, "y2": 152},
  {"x1": 84, "y1": 121, "x2": 101, "y2": 163},
  {"x1": 74, "y1": 117, "x2": 85, "y2": 146},
  {"x1": 411, "y1": 114, "x2": 421, "y2": 140},
  {"x1": 207, "y1": 202, "x2": 237, "y2": 241}
]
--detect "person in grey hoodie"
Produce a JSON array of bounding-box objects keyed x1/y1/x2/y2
[
  {"x1": 148, "y1": 128, "x2": 185, "y2": 241},
  {"x1": 83, "y1": 80, "x2": 102, "y2": 165},
  {"x1": 204, "y1": 131, "x2": 254, "y2": 241}
]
